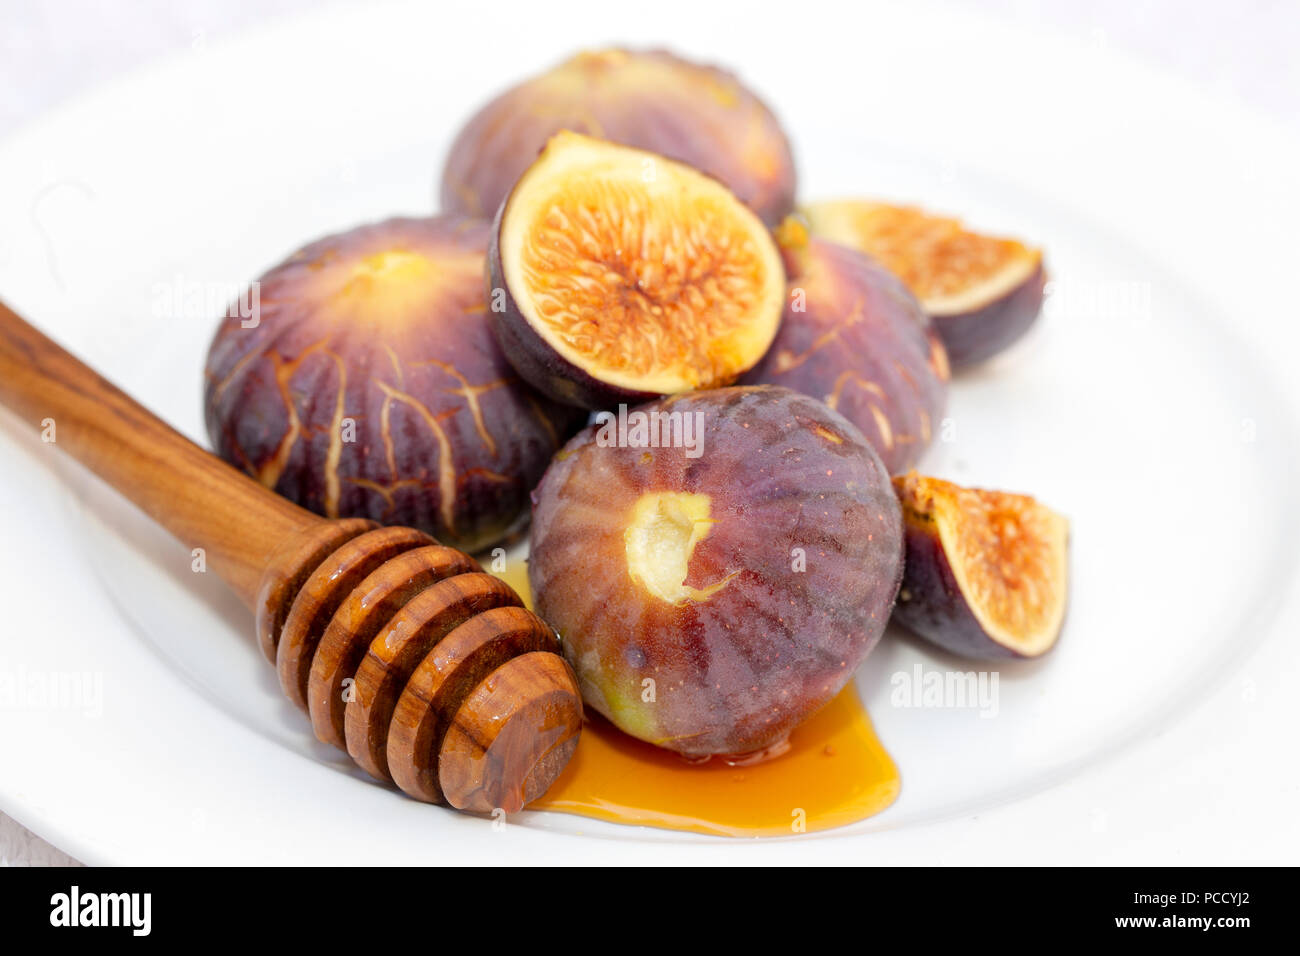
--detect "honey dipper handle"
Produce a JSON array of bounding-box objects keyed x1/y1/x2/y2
[{"x1": 0, "y1": 299, "x2": 318, "y2": 608}]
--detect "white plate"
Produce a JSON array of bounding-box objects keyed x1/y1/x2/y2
[{"x1": 2, "y1": 0, "x2": 1298, "y2": 864}]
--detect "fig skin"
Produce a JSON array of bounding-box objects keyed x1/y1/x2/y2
[
  {"x1": 892, "y1": 473, "x2": 1069, "y2": 660},
  {"x1": 440, "y1": 48, "x2": 797, "y2": 226},
  {"x1": 488, "y1": 132, "x2": 786, "y2": 410},
  {"x1": 740, "y1": 229, "x2": 949, "y2": 475},
  {"x1": 529, "y1": 385, "x2": 904, "y2": 757},
  {"x1": 803, "y1": 200, "x2": 1046, "y2": 369},
  {"x1": 204, "y1": 215, "x2": 582, "y2": 553},
  {"x1": 930, "y1": 262, "x2": 1046, "y2": 367}
]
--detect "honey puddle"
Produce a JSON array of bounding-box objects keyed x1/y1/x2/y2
[{"x1": 493, "y1": 562, "x2": 900, "y2": 837}]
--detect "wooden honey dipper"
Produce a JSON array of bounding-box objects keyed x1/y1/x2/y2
[{"x1": 0, "y1": 299, "x2": 583, "y2": 814}]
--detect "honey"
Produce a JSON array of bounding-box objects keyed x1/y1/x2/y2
[{"x1": 493, "y1": 561, "x2": 901, "y2": 837}]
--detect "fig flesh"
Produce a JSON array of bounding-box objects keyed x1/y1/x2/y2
[
  {"x1": 204, "y1": 215, "x2": 582, "y2": 553},
  {"x1": 804, "y1": 200, "x2": 1045, "y2": 368},
  {"x1": 441, "y1": 48, "x2": 797, "y2": 226},
  {"x1": 892, "y1": 472, "x2": 1069, "y2": 659},
  {"x1": 489, "y1": 132, "x2": 786, "y2": 409},
  {"x1": 740, "y1": 222, "x2": 949, "y2": 474},
  {"x1": 529, "y1": 385, "x2": 904, "y2": 757}
]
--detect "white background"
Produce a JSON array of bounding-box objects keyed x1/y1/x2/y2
[{"x1": 1, "y1": 0, "x2": 1297, "y2": 866}]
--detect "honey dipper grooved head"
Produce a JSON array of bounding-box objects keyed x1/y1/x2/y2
[
  {"x1": 438, "y1": 651, "x2": 584, "y2": 814},
  {"x1": 255, "y1": 519, "x2": 583, "y2": 814}
]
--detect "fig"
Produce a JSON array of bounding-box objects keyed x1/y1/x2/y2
[
  {"x1": 891, "y1": 472, "x2": 1069, "y2": 659},
  {"x1": 488, "y1": 131, "x2": 786, "y2": 409},
  {"x1": 440, "y1": 48, "x2": 797, "y2": 226},
  {"x1": 804, "y1": 200, "x2": 1046, "y2": 368},
  {"x1": 204, "y1": 215, "x2": 582, "y2": 553},
  {"x1": 529, "y1": 385, "x2": 904, "y2": 757},
  {"x1": 740, "y1": 221, "x2": 949, "y2": 475}
]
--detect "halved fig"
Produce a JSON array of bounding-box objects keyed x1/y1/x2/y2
[
  {"x1": 891, "y1": 472, "x2": 1068, "y2": 659},
  {"x1": 441, "y1": 48, "x2": 797, "y2": 226},
  {"x1": 804, "y1": 200, "x2": 1046, "y2": 368},
  {"x1": 488, "y1": 131, "x2": 786, "y2": 409}
]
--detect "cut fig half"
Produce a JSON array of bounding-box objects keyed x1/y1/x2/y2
[
  {"x1": 488, "y1": 131, "x2": 786, "y2": 409},
  {"x1": 804, "y1": 200, "x2": 1046, "y2": 368},
  {"x1": 891, "y1": 472, "x2": 1068, "y2": 659}
]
